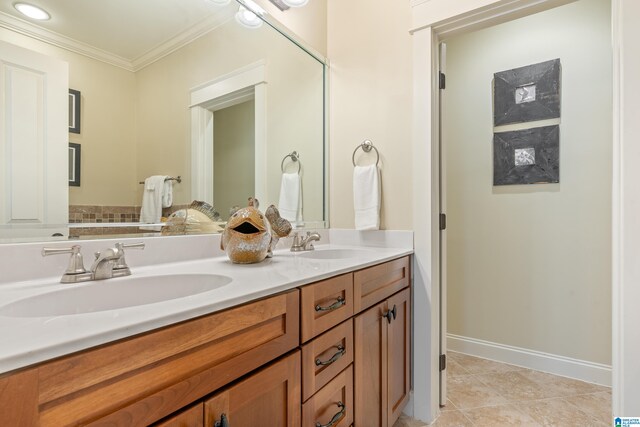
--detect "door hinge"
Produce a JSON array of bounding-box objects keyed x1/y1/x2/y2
[
  {"x1": 439, "y1": 72, "x2": 446, "y2": 90},
  {"x1": 439, "y1": 213, "x2": 446, "y2": 231},
  {"x1": 439, "y1": 354, "x2": 447, "y2": 371}
]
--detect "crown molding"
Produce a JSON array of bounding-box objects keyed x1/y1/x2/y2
[
  {"x1": 0, "y1": 9, "x2": 233, "y2": 73},
  {"x1": 131, "y1": 11, "x2": 232, "y2": 72},
  {"x1": 0, "y1": 11, "x2": 133, "y2": 71}
]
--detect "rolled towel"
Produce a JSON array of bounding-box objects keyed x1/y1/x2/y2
[
  {"x1": 278, "y1": 172, "x2": 302, "y2": 225},
  {"x1": 353, "y1": 165, "x2": 380, "y2": 230}
]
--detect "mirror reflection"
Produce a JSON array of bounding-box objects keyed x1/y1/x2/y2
[{"x1": 0, "y1": 0, "x2": 326, "y2": 243}]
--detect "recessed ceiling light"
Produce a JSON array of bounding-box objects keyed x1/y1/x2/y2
[
  {"x1": 207, "y1": 0, "x2": 231, "y2": 5},
  {"x1": 282, "y1": 0, "x2": 309, "y2": 7},
  {"x1": 14, "y1": 3, "x2": 50, "y2": 20},
  {"x1": 235, "y1": 5, "x2": 263, "y2": 29}
]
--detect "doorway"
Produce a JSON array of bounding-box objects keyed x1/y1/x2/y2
[{"x1": 439, "y1": 0, "x2": 612, "y2": 407}]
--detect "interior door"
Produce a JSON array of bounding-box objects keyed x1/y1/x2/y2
[
  {"x1": 438, "y1": 41, "x2": 448, "y2": 407},
  {"x1": 0, "y1": 40, "x2": 68, "y2": 237}
]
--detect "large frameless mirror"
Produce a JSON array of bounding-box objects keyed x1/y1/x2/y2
[{"x1": 0, "y1": 0, "x2": 327, "y2": 243}]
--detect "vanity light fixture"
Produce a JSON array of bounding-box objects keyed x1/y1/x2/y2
[
  {"x1": 13, "y1": 2, "x2": 50, "y2": 20},
  {"x1": 235, "y1": 1, "x2": 265, "y2": 29},
  {"x1": 281, "y1": 0, "x2": 309, "y2": 7}
]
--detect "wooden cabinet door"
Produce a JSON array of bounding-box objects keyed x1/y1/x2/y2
[
  {"x1": 154, "y1": 404, "x2": 203, "y2": 427},
  {"x1": 354, "y1": 288, "x2": 411, "y2": 427},
  {"x1": 386, "y1": 288, "x2": 410, "y2": 427},
  {"x1": 204, "y1": 351, "x2": 301, "y2": 427},
  {"x1": 354, "y1": 301, "x2": 387, "y2": 427}
]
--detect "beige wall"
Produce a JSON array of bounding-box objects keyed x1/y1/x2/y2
[
  {"x1": 444, "y1": 0, "x2": 612, "y2": 364},
  {"x1": 327, "y1": 0, "x2": 413, "y2": 230},
  {"x1": 214, "y1": 100, "x2": 255, "y2": 219},
  {"x1": 135, "y1": 17, "x2": 325, "y2": 221},
  {"x1": 253, "y1": 0, "x2": 327, "y2": 57},
  {"x1": 0, "y1": 29, "x2": 137, "y2": 207}
]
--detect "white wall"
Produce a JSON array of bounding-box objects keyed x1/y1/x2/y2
[
  {"x1": 444, "y1": 0, "x2": 611, "y2": 365},
  {"x1": 327, "y1": 0, "x2": 413, "y2": 230}
]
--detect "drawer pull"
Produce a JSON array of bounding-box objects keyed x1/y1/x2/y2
[
  {"x1": 315, "y1": 345, "x2": 346, "y2": 366},
  {"x1": 383, "y1": 305, "x2": 397, "y2": 324},
  {"x1": 315, "y1": 401, "x2": 346, "y2": 427},
  {"x1": 315, "y1": 296, "x2": 345, "y2": 312}
]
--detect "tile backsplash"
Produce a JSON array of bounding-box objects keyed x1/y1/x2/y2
[{"x1": 68, "y1": 205, "x2": 189, "y2": 237}]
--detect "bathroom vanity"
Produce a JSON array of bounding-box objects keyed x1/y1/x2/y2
[{"x1": 0, "y1": 234, "x2": 412, "y2": 427}]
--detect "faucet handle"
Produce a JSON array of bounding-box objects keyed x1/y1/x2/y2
[
  {"x1": 42, "y1": 245, "x2": 87, "y2": 275},
  {"x1": 117, "y1": 242, "x2": 146, "y2": 251},
  {"x1": 113, "y1": 242, "x2": 145, "y2": 271}
]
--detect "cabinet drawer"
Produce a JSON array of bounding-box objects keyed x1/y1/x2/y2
[
  {"x1": 35, "y1": 290, "x2": 299, "y2": 427},
  {"x1": 302, "y1": 365, "x2": 353, "y2": 427},
  {"x1": 354, "y1": 257, "x2": 410, "y2": 313},
  {"x1": 301, "y1": 319, "x2": 353, "y2": 402},
  {"x1": 301, "y1": 273, "x2": 353, "y2": 342}
]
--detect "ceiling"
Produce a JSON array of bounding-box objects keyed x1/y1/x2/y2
[{"x1": 0, "y1": 0, "x2": 236, "y2": 68}]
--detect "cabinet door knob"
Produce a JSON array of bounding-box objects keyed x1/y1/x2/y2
[
  {"x1": 383, "y1": 305, "x2": 397, "y2": 324},
  {"x1": 315, "y1": 296, "x2": 345, "y2": 312},
  {"x1": 315, "y1": 401, "x2": 346, "y2": 427},
  {"x1": 315, "y1": 345, "x2": 346, "y2": 366},
  {"x1": 214, "y1": 413, "x2": 229, "y2": 427}
]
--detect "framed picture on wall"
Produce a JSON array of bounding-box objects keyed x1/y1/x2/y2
[
  {"x1": 69, "y1": 89, "x2": 81, "y2": 134},
  {"x1": 69, "y1": 143, "x2": 81, "y2": 186},
  {"x1": 493, "y1": 59, "x2": 561, "y2": 126},
  {"x1": 493, "y1": 125, "x2": 559, "y2": 185}
]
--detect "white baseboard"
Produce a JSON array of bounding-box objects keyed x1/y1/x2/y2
[{"x1": 447, "y1": 334, "x2": 612, "y2": 387}]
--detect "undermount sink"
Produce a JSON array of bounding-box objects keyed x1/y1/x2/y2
[
  {"x1": 296, "y1": 248, "x2": 373, "y2": 260},
  {"x1": 0, "y1": 274, "x2": 232, "y2": 317}
]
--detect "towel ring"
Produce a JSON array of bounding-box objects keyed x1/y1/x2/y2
[
  {"x1": 281, "y1": 151, "x2": 301, "y2": 174},
  {"x1": 352, "y1": 140, "x2": 380, "y2": 167}
]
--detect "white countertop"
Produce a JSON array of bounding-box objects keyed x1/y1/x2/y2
[{"x1": 0, "y1": 232, "x2": 412, "y2": 375}]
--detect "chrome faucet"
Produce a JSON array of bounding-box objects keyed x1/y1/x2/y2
[
  {"x1": 290, "y1": 231, "x2": 321, "y2": 252},
  {"x1": 42, "y1": 242, "x2": 145, "y2": 283},
  {"x1": 91, "y1": 247, "x2": 124, "y2": 280}
]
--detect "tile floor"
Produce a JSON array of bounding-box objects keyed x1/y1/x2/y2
[{"x1": 393, "y1": 351, "x2": 611, "y2": 426}]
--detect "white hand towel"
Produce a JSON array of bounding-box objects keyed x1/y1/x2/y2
[
  {"x1": 140, "y1": 175, "x2": 169, "y2": 227},
  {"x1": 278, "y1": 172, "x2": 302, "y2": 225},
  {"x1": 353, "y1": 165, "x2": 380, "y2": 230},
  {"x1": 162, "y1": 179, "x2": 173, "y2": 208}
]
